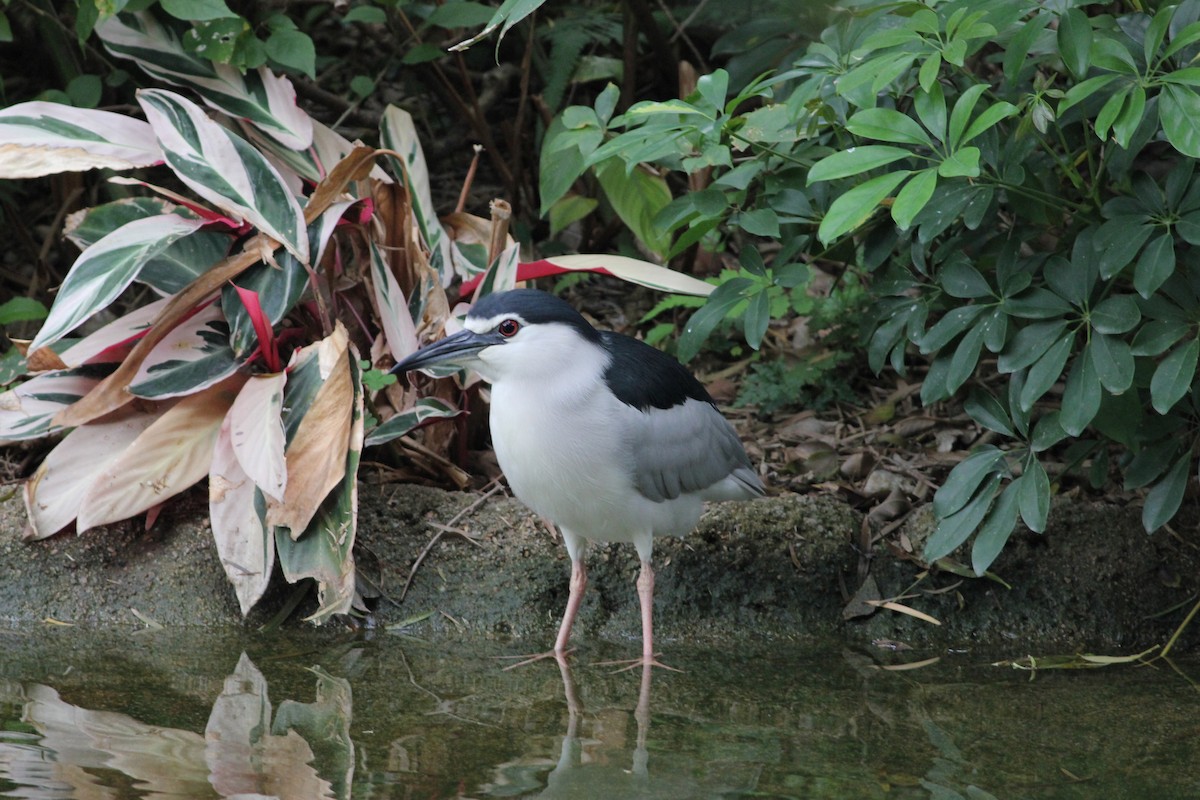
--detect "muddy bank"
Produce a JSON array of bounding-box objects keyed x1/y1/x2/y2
[{"x1": 0, "y1": 484, "x2": 1197, "y2": 652}]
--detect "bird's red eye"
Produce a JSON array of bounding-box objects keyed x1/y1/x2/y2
[{"x1": 498, "y1": 319, "x2": 520, "y2": 337}]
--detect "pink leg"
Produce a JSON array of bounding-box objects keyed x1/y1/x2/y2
[
  {"x1": 553, "y1": 558, "x2": 587, "y2": 655},
  {"x1": 598, "y1": 559, "x2": 680, "y2": 672},
  {"x1": 502, "y1": 558, "x2": 586, "y2": 670}
]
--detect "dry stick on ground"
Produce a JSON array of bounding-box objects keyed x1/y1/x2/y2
[{"x1": 399, "y1": 478, "x2": 507, "y2": 601}]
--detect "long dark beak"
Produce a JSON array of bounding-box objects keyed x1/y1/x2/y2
[{"x1": 389, "y1": 329, "x2": 502, "y2": 376}]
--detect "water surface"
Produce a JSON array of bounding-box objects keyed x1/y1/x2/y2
[{"x1": 0, "y1": 627, "x2": 1195, "y2": 798}]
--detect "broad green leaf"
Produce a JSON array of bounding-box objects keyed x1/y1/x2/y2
[
  {"x1": 938, "y1": 146, "x2": 981, "y2": 178},
  {"x1": 1058, "y1": 7, "x2": 1093, "y2": 79},
  {"x1": 1145, "y1": 3, "x2": 1175, "y2": 64},
  {"x1": 1094, "y1": 219, "x2": 1153, "y2": 279},
  {"x1": 919, "y1": 304, "x2": 988, "y2": 353},
  {"x1": 138, "y1": 89, "x2": 307, "y2": 262},
  {"x1": 933, "y1": 446, "x2": 1006, "y2": 518},
  {"x1": 140, "y1": 230, "x2": 232, "y2": 294},
  {"x1": 427, "y1": 1, "x2": 497, "y2": 27},
  {"x1": 891, "y1": 169, "x2": 938, "y2": 230},
  {"x1": 97, "y1": 14, "x2": 313, "y2": 150},
  {"x1": 266, "y1": 29, "x2": 316, "y2": 78},
  {"x1": 846, "y1": 108, "x2": 932, "y2": 147},
  {"x1": 1004, "y1": 287, "x2": 1073, "y2": 319},
  {"x1": 1020, "y1": 331, "x2": 1073, "y2": 411},
  {"x1": 806, "y1": 145, "x2": 913, "y2": 183},
  {"x1": 946, "y1": 319, "x2": 987, "y2": 394},
  {"x1": 448, "y1": 0, "x2": 551, "y2": 51},
  {"x1": 366, "y1": 397, "x2": 464, "y2": 447},
  {"x1": 1090, "y1": 332, "x2": 1135, "y2": 394},
  {"x1": 947, "y1": 83, "x2": 988, "y2": 150},
  {"x1": 29, "y1": 214, "x2": 205, "y2": 352},
  {"x1": 1095, "y1": 84, "x2": 1131, "y2": 142},
  {"x1": 1017, "y1": 458, "x2": 1051, "y2": 533},
  {"x1": 818, "y1": 170, "x2": 911, "y2": 244},
  {"x1": 677, "y1": 278, "x2": 753, "y2": 362},
  {"x1": 941, "y1": 259, "x2": 991, "y2": 298},
  {"x1": 737, "y1": 208, "x2": 781, "y2": 237},
  {"x1": 0, "y1": 100, "x2": 162, "y2": 178},
  {"x1": 1134, "y1": 233, "x2": 1176, "y2": 298},
  {"x1": 965, "y1": 389, "x2": 1015, "y2": 437},
  {"x1": 1004, "y1": 12, "x2": 1050, "y2": 85},
  {"x1": 1058, "y1": 74, "x2": 1120, "y2": 115},
  {"x1": 1143, "y1": 453, "x2": 1191, "y2": 533},
  {"x1": 918, "y1": 51, "x2": 941, "y2": 93},
  {"x1": 914, "y1": 83, "x2": 947, "y2": 143},
  {"x1": 549, "y1": 194, "x2": 598, "y2": 237},
  {"x1": 1161, "y1": 84, "x2": 1200, "y2": 158},
  {"x1": 1131, "y1": 320, "x2": 1189, "y2": 356},
  {"x1": 1089, "y1": 294, "x2": 1141, "y2": 334},
  {"x1": 594, "y1": 159, "x2": 672, "y2": 258},
  {"x1": 1060, "y1": 349, "x2": 1102, "y2": 435},
  {"x1": 925, "y1": 474, "x2": 1002, "y2": 562},
  {"x1": 743, "y1": 289, "x2": 771, "y2": 349},
  {"x1": 1150, "y1": 338, "x2": 1199, "y2": 413},
  {"x1": 1112, "y1": 85, "x2": 1146, "y2": 148},
  {"x1": 0, "y1": 297, "x2": 48, "y2": 326},
  {"x1": 160, "y1": 0, "x2": 236, "y2": 20},
  {"x1": 997, "y1": 319, "x2": 1068, "y2": 373},
  {"x1": 1164, "y1": 19, "x2": 1200, "y2": 59},
  {"x1": 1031, "y1": 411, "x2": 1068, "y2": 453},
  {"x1": 960, "y1": 101, "x2": 1018, "y2": 146},
  {"x1": 971, "y1": 479, "x2": 1020, "y2": 575}
]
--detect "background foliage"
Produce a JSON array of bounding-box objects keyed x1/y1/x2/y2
[{"x1": 7, "y1": 0, "x2": 1200, "y2": 617}]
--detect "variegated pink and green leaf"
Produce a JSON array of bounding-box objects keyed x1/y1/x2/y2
[
  {"x1": 226, "y1": 372, "x2": 288, "y2": 502},
  {"x1": 0, "y1": 100, "x2": 163, "y2": 179},
  {"x1": 128, "y1": 302, "x2": 239, "y2": 399},
  {"x1": 137, "y1": 89, "x2": 308, "y2": 263},
  {"x1": 470, "y1": 240, "x2": 521, "y2": 299},
  {"x1": 64, "y1": 197, "x2": 177, "y2": 250},
  {"x1": 364, "y1": 397, "x2": 463, "y2": 448},
  {"x1": 210, "y1": 408, "x2": 275, "y2": 615},
  {"x1": 267, "y1": 324, "x2": 353, "y2": 539},
  {"x1": 0, "y1": 366, "x2": 109, "y2": 442},
  {"x1": 68, "y1": 198, "x2": 237, "y2": 295},
  {"x1": 58, "y1": 297, "x2": 169, "y2": 367},
  {"x1": 381, "y1": 106, "x2": 452, "y2": 280},
  {"x1": 76, "y1": 376, "x2": 242, "y2": 534},
  {"x1": 96, "y1": 12, "x2": 313, "y2": 150},
  {"x1": 23, "y1": 405, "x2": 160, "y2": 540},
  {"x1": 459, "y1": 254, "x2": 717, "y2": 297},
  {"x1": 276, "y1": 350, "x2": 362, "y2": 622},
  {"x1": 368, "y1": 239, "x2": 420, "y2": 363},
  {"x1": 222, "y1": 199, "x2": 357, "y2": 358},
  {"x1": 29, "y1": 214, "x2": 208, "y2": 352}
]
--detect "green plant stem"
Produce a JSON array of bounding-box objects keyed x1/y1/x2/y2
[{"x1": 1159, "y1": 594, "x2": 1200, "y2": 658}]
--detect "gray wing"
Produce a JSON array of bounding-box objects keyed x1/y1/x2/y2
[{"x1": 628, "y1": 398, "x2": 764, "y2": 502}]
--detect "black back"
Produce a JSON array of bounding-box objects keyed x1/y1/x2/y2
[{"x1": 599, "y1": 331, "x2": 713, "y2": 411}]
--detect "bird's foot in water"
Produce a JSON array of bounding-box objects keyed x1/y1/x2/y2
[
  {"x1": 593, "y1": 655, "x2": 682, "y2": 673},
  {"x1": 497, "y1": 649, "x2": 573, "y2": 671}
]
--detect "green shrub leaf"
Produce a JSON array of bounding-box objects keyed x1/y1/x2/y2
[
  {"x1": 807, "y1": 145, "x2": 913, "y2": 183},
  {"x1": 817, "y1": 170, "x2": 910, "y2": 244},
  {"x1": 971, "y1": 480, "x2": 1020, "y2": 575},
  {"x1": 846, "y1": 108, "x2": 932, "y2": 147},
  {"x1": 1017, "y1": 458, "x2": 1051, "y2": 533},
  {"x1": 891, "y1": 169, "x2": 938, "y2": 229},
  {"x1": 1143, "y1": 454, "x2": 1191, "y2": 533},
  {"x1": 1058, "y1": 7, "x2": 1093, "y2": 79},
  {"x1": 1150, "y1": 338, "x2": 1199, "y2": 414},
  {"x1": 1089, "y1": 294, "x2": 1141, "y2": 334},
  {"x1": 1060, "y1": 349, "x2": 1102, "y2": 436},
  {"x1": 926, "y1": 473, "x2": 1002, "y2": 562},
  {"x1": 933, "y1": 446, "x2": 1006, "y2": 518},
  {"x1": 1090, "y1": 333, "x2": 1135, "y2": 394}
]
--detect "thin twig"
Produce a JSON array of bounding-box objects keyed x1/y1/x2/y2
[{"x1": 399, "y1": 479, "x2": 505, "y2": 600}]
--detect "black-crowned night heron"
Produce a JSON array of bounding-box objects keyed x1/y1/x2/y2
[{"x1": 391, "y1": 289, "x2": 764, "y2": 668}]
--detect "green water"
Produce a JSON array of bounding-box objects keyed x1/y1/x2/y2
[{"x1": 0, "y1": 627, "x2": 1195, "y2": 799}]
